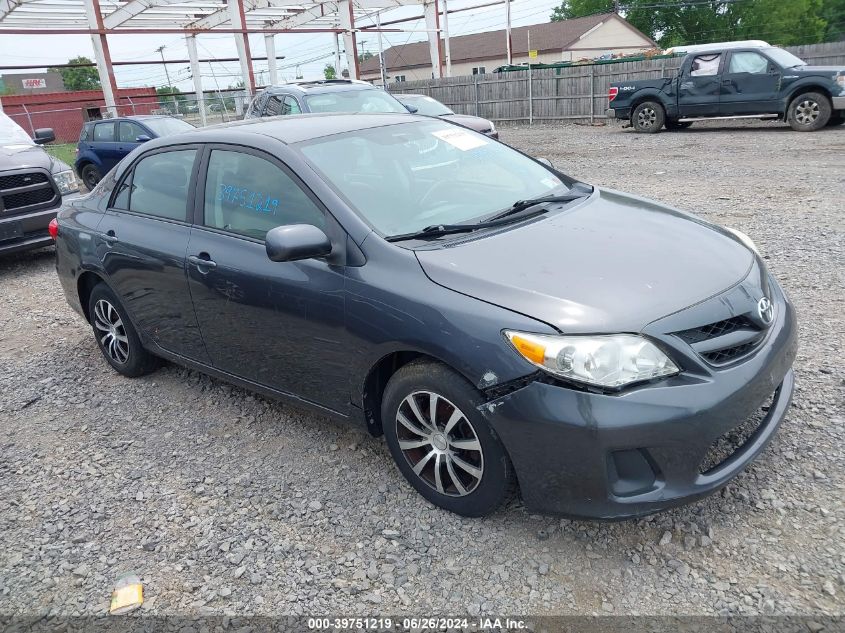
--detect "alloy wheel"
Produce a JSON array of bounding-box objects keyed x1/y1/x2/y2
[
  {"x1": 637, "y1": 107, "x2": 657, "y2": 129},
  {"x1": 93, "y1": 299, "x2": 130, "y2": 364},
  {"x1": 795, "y1": 99, "x2": 820, "y2": 125},
  {"x1": 395, "y1": 391, "x2": 484, "y2": 497}
]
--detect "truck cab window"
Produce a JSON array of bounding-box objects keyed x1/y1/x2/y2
[{"x1": 690, "y1": 54, "x2": 721, "y2": 77}]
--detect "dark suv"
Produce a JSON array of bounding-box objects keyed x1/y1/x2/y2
[
  {"x1": 75, "y1": 115, "x2": 194, "y2": 189},
  {"x1": 244, "y1": 80, "x2": 410, "y2": 119},
  {"x1": 0, "y1": 112, "x2": 79, "y2": 255}
]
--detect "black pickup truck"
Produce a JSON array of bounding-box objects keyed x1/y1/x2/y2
[{"x1": 607, "y1": 43, "x2": 845, "y2": 133}]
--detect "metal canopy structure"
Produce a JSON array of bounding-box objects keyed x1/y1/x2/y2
[{"x1": 0, "y1": 0, "x2": 464, "y2": 121}]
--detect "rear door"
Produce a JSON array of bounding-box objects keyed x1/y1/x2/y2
[
  {"x1": 677, "y1": 53, "x2": 724, "y2": 117},
  {"x1": 97, "y1": 145, "x2": 210, "y2": 363},
  {"x1": 719, "y1": 50, "x2": 781, "y2": 115},
  {"x1": 91, "y1": 122, "x2": 122, "y2": 172},
  {"x1": 185, "y1": 144, "x2": 348, "y2": 411}
]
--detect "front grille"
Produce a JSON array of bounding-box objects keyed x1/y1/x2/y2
[
  {"x1": 673, "y1": 315, "x2": 765, "y2": 367},
  {"x1": 676, "y1": 316, "x2": 753, "y2": 344},
  {"x1": 699, "y1": 390, "x2": 776, "y2": 474},
  {"x1": 701, "y1": 342, "x2": 758, "y2": 365},
  {"x1": 0, "y1": 172, "x2": 48, "y2": 189},
  {"x1": 2, "y1": 187, "x2": 56, "y2": 211}
]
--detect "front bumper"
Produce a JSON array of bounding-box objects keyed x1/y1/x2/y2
[
  {"x1": 480, "y1": 284, "x2": 798, "y2": 519},
  {"x1": 0, "y1": 191, "x2": 82, "y2": 256}
]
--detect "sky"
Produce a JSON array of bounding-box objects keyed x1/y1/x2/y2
[{"x1": 0, "y1": 0, "x2": 563, "y2": 92}]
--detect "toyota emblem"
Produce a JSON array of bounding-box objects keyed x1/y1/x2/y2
[{"x1": 757, "y1": 297, "x2": 774, "y2": 325}]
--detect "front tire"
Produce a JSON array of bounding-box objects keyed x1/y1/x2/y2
[
  {"x1": 88, "y1": 283, "x2": 159, "y2": 377},
  {"x1": 665, "y1": 120, "x2": 693, "y2": 130},
  {"x1": 631, "y1": 101, "x2": 665, "y2": 133},
  {"x1": 381, "y1": 360, "x2": 515, "y2": 517},
  {"x1": 787, "y1": 92, "x2": 831, "y2": 131},
  {"x1": 81, "y1": 164, "x2": 102, "y2": 190}
]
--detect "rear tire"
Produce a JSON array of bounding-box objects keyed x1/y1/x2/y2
[
  {"x1": 631, "y1": 101, "x2": 665, "y2": 133},
  {"x1": 381, "y1": 360, "x2": 515, "y2": 517},
  {"x1": 81, "y1": 164, "x2": 102, "y2": 190},
  {"x1": 665, "y1": 120, "x2": 693, "y2": 130},
  {"x1": 88, "y1": 283, "x2": 159, "y2": 378},
  {"x1": 787, "y1": 92, "x2": 831, "y2": 131}
]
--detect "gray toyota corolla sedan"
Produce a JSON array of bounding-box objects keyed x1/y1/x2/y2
[{"x1": 53, "y1": 113, "x2": 797, "y2": 519}]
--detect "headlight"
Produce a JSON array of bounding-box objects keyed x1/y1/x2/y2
[
  {"x1": 725, "y1": 227, "x2": 759, "y2": 256},
  {"x1": 53, "y1": 169, "x2": 79, "y2": 195},
  {"x1": 505, "y1": 331, "x2": 679, "y2": 388}
]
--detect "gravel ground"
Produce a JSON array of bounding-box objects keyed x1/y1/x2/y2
[{"x1": 0, "y1": 120, "x2": 843, "y2": 620}]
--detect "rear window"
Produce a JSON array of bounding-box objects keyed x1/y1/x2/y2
[
  {"x1": 93, "y1": 123, "x2": 115, "y2": 142},
  {"x1": 303, "y1": 89, "x2": 407, "y2": 114},
  {"x1": 79, "y1": 125, "x2": 91, "y2": 142}
]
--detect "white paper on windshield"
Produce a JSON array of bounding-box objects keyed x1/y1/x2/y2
[{"x1": 432, "y1": 128, "x2": 488, "y2": 151}]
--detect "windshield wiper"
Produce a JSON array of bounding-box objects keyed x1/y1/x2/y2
[
  {"x1": 386, "y1": 184, "x2": 593, "y2": 243},
  {"x1": 487, "y1": 185, "x2": 593, "y2": 222}
]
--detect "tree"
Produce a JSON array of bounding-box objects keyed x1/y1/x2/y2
[
  {"x1": 48, "y1": 56, "x2": 100, "y2": 91},
  {"x1": 550, "y1": 0, "x2": 834, "y2": 48},
  {"x1": 358, "y1": 51, "x2": 374, "y2": 64},
  {"x1": 324, "y1": 64, "x2": 337, "y2": 80}
]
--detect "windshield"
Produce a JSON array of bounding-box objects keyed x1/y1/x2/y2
[
  {"x1": 765, "y1": 47, "x2": 806, "y2": 68},
  {"x1": 304, "y1": 89, "x2": 408, "y2": 114},
  {"x1": 141, "y1": 116, "x2": 194, "y2": 136},
  {"x1": 0, "y1": 113, "x2": 34, "y2": 146},
  {"x1": 401, "y1": 95, "x2": 454, "y2": 116},
  {"x1": 298, "y1": 120, "x2": 571, "y2": 236}
]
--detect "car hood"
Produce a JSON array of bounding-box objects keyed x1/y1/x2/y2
[
  {"x1": 792, "y1": 65, "x2": 845, "y2": 75},
  {"x1": 441, "y1": 113, "x2": 494, "y2": 133},
  {"x1": 0, "y1": 142, "x2": 67, "y2": 173},
  {"x1": 414, "y1": 188, "x2": 754, "y2": 333}
]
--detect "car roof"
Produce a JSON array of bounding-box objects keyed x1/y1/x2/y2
[
  {"x1": 85, "y1": 115, "x2": 179, "y2": 126},
  {"x1": 155, "y1": 112, "x2": 421, "y2": 146}
]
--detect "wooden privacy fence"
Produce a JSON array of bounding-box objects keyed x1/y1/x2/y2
[{"x1": 387, "y1": 41, "x2": 845, "y2": 124}]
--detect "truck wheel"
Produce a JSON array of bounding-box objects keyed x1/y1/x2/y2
[
  {"x1": 787, "y1": 92, "x2": 831, "y2": 131},
  {"x1": 81, "y1": 164, "x2": 102, "y2": 190},
  {"x1": 631, "y1": 101, "x2": 665, "y2": 133},
  {"x1": 665, "y1": 120, "x2": 693, "y2": 131}
]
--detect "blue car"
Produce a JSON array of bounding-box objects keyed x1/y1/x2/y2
[{"x1": 74, "y1": 115, "x2": 194, "y2": 190}]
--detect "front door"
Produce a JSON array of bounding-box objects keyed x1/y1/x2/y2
[
  {"x1": 116, "y1": 120, "x2": 146, "y2": 161},
  {"x1": 98, "y1": 146, "x2": 210, "y2": 363},
  {"x1": 719, "y1": 50, "x2": 781, "y2": 115},
  {"x1": 185, "y1": 145, "x2": 349, "y2": 412},
  {"x1": 677, "y1": 53, "x2": 724, "y2": 117}
]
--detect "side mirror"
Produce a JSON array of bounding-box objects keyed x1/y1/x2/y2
[
  {"x1": 135, "y1": 135, "x2": 151, "y2": 143},
  {"x1": 33, "y1": 128, "x2": 55, "y2": 145},
  {"x1": 536, "y1": 157, "x2": 553, "y2": 168},
  {"x1": 404, "y1": 104, "x2": 419, "y2": 114},
  {"x1": 266, "y1": 224, "x2": 332, "y2": 262}
]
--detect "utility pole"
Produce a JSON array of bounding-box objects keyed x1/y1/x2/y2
[
  {"x1": 442, "y1": 0, "x2": 451, "y2": 76},
  {"x1": 156, "y1": 45, "x2": 173, "y2": 88},
  {"x1": 505, "y1": 0, "x2": 512, "y2": 65},
  {"x1": 376, "y1": 11, "x2": 387, "y2": 86}
]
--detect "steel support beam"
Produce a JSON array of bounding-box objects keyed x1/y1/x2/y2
[
  {"x1": 337, "y1": 0, "x2": 358, "y2": 79},
  {"x1": 186, "y1": 34, "x2": 207, "y2": 126},
  {"x1": 422, "y1": 0, "x2": 442, "y2": 79},
  {"x1": 82, "y1": 0, "x2": 119, "y2": 116},
  {"x1": 0, "y1": 0, "x2": 21, "y2": 21},
  {"x1": 229, "y1": 0, "x2": 256, "y2": 94},
  {"x1": 103, "y1": 0, "x2": 185, "y2": 29},
  {"x1": 264, "y1": 32, "x2": 278, "y2": 85}
]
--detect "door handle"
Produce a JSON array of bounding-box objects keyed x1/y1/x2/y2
[
  {"x1": 103, "y1": 230, "x2": 118, "y2": 244},
  {"x1": 188, "y1": 254, "x2": 217, "y2": 271},
  {"x1": 721, "y1": 79, "x2": 732, "y2": 85}
]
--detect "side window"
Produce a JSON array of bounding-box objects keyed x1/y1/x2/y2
[
  {"x1": 728, "y1": 52, "x2": 769, "y2": 75},
  {"x1": 690, "y1": 54, "x2": 722, "y2": 77},
  {"x1": 79, "y1": 125, "x2": 90, "y2": 142},
  {"x1": 203, "y1": 149, "x2": 325, "y2": 240},
  {"x1": 283, "y1": 96, "x2": 302, "y2": 115},
  {"x1": 126, "y1": 149, "x2": 196, "y2": 221},
  {"x1": 93, "y1": 122, "x2": 115, "y2": 142},
  {"x1": 112, "y1": 176, "x2": 131, "y2": 209},
  {"x1": 265, "y1": 95, "x2": 283, "y2": 116},
  {"x1": 247, "y1": 95, "x2": 264, "y2": 118},
  {"x1": 119, "y1": 121, "x2": 146, "y2": 143}
]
